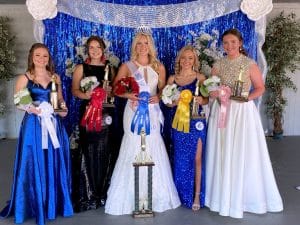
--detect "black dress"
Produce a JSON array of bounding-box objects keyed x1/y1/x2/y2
[{"x1": 72, "y1": 63, "x2": 118, "y2": 212}]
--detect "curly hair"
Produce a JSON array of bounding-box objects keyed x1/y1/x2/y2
[{"x1": 174, "y1": 45, "x2": 200, "y2": 75}]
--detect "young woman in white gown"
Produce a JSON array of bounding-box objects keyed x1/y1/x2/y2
[
  {"x1": 205, "y1": 28, "x2": 283, "y2": 218},
  {"x1": 105, "y1": 28, "x2": 180, "y2": 215}
]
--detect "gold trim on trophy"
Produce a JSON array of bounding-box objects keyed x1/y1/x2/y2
[
  {"x1": 230, "y1": 66, "x2": 248, "y2": 102},
  {"x1": 192, "y1": 80, "x2": 205, "y2": 119},
  {"x1": 102, "y1": 64, "x2": 115, "y2": 108}
]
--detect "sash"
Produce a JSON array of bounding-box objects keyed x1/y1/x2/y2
[
  {"x1": 172, "y1": 89, "x2": 193, "y2": 133},
  {"x1": 130, "y1": 91, "x2": 151, "y2": 135},
  {"x1": 37, "y1": 102, "x2": 60, "y2": 149}
]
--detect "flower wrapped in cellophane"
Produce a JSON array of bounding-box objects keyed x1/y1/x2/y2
[
  {"x1": 200, "y1": 75, "x2": 221, "y2": 97},
  {"x1": 13, "y1": 88, "x2": 33, "y2": 110},
  {"x1": 161, "y1": 83, "x2": 180, "y2": 105},
  {"x1": 114, "y1": 77, "x2": 139, "y2": 96},
  {"x1": 80, "y1": 76, "x2": 99, "y2": 92}
]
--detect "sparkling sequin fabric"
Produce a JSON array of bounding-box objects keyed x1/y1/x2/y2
[
  {"x1": 172, "y1": 79, "x2": 207, "y2": 208},
  {"x1": 214, "y1": 54, "x2": 254, "y2": 94}
]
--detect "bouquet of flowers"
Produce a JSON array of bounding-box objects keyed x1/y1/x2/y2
[
  {"x1": 80, "y1": 76, "x2": 99, "y2": 92},
  {"x1": 200, "y1": 75, "x2": 221, "y2": 97},
  {"x1": 13, "y1": 88, "x2": 33, "y2": 110},
  {"x1": 161, "y1": 84, "x2": 180, "y2": 104},
  {"x1": 114, "y1": 77, "x2": 139, "y2": 96}
]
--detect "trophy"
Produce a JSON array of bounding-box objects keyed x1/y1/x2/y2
[
  {"x1": 50, "y1": 75, "x2": 67, "y2": 112},
  {"x1": 191, "y1": 80, "x2": 205, "y2": 119},
  {"x1": 230, "y1": 66, "x2": 248, "y2": 102},
  {"x1": 102, "y1": 64, "x2": 115, "y2": 108},
  {"x1": 132, "y1": 129, "x2": 155, "y2": 218}
]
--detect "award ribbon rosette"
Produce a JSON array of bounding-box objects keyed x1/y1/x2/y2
[
  {"x1": 218, "y1": 85, "x2": 231, "y2": 128},
  {"x1": 80, "y1": 87, "x2": 106, "y2": 132},
  {"x1": 130, "y1": 91, "x2": 151, "y2": 135},
  {"x1": 172, "y1": 89, "x2": 193, "y2": 133}
]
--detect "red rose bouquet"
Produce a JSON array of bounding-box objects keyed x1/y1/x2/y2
[{"x1": 114, "y1": 77, "x2": 139, "y2": 96}]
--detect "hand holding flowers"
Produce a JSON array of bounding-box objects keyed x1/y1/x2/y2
[
  {"x1": 80, "y1": 76, "x2": 99, "y2": 92},
  {"x1": 14, "y1": 88, "x2": 34, "y2": 112},
  {"x1": 161, "y1": 83, "x2": 180, "y2": 105},
  {"x1": 200, "y1": 75, "x2": 220, "y2": 97}
]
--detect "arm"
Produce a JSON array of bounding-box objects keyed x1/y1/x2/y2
[
  {"x1": 71, "y1": 64, "x2": 92, "y2": 100},
  {"x1": 150, "y1": 63, "x2": 166, "y2": 104},
  {"x1": 113, "y1": 63, "x2": 139, "y2": 101},
  {"x1": 15, "y1": 74, "x2": 41, "y2": 115},
  {"x1": 164, "y1": 75, "x2": 177, "y2": 108},
  {"x1": 55, "y1": 74, "x2": 68, "y2": 117},
  {"x1": 248, "y1": 63, "x2": 265, "y2": 101}
]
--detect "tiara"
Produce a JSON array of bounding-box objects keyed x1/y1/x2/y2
[{"x1": 134, "y1": 25, "x2": 152, "y2": 35}]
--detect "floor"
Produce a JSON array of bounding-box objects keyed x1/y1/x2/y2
[{"x1": 0, "y1": 136, "x2": 300, "y2": 225}]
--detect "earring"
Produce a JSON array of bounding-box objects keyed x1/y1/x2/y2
[{"x1": 239, "y1": 47, "x2": 242, "y2": 52}]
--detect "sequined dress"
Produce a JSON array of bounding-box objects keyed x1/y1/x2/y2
[
  {"x1": 105, "y1": 62, "x2": 180, "y2": 215},
  {"x1": 72, "y1": 63, "x2": 117, "y2": 212},
  {"x1": 171, "y1": 78, "x2": 207, "y2": 208},
  {"x1": 0, "y1": 74, "x2": 73, "y2": 225},
  {"x1": 205, "y1": 55, "x2": 283, "y2": 218}
]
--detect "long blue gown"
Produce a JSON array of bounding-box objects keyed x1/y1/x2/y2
[
  {"x1": 0, "y1": 76, "x2": 73, "y2": 225},
  {"x1": 171, "y1": 79, "x2": 207, "y2": 208}
]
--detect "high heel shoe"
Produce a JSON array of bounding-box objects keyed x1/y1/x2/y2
[{"x1": 192, "y1": 192, "x2": 200, "y2": 211}]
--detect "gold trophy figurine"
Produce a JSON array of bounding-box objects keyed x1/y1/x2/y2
[
  {"x1": 192, "y1": 80, "x2": 205, "y2": 119},
  {"x1": 103, "y1": 64, "x2": 115, "y2": 107},
  {"x1": 231, "y1": 66, "x2": 248, "y2": 102},
  {"x1": 50, "y1": 75, "x2": 58, "y2": 110}
]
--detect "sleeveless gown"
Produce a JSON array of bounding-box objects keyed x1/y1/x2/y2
[
  {"x1": 105, "y1": 62, "x2": 180, "y2": 215},
  {"x1": 172, "y1": 79, "x2": 207, "y2": 208},
  {"x1": 0, "y1": 75, "x2": 73, "y2": 225},
  {"x1": 205, "y1": 55, "x2": 283, "y2": 218},
  {"x1": 72, "y1": 63, "x2": 117, "y2": 212}
]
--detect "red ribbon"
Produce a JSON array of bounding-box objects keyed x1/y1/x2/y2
[
  {"x1": 218, "y1": 85, "x2": 231, "y2": 128},
  {"x1": 80, "y1": 87, "x2": 106, "y2": 131}
]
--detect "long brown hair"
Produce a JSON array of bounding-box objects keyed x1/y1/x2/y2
[
  {"x1": 222, "y1": 28, "x2": 248, "y2": 56},
  {"x1": 27, "y1": 43, "x2": 55, "y2": 75}
]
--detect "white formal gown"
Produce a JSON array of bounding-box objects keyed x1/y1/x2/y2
[
  {"x1": 205, "y1": 55, "x2": 283, "y2": 218},
  {"x1": 105, "y1": 63, "x2": 180, "y2": 215}
]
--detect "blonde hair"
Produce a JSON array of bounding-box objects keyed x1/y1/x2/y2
[
  {"x1": 130, "y1": 33, "x2": 160, "y2": 72},
  {"x1": 174, "y1": 45, "x2": 200, "y2": 75}
]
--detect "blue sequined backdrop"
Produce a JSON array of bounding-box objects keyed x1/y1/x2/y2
[{"x1": 43, "y1": 1, "x2": 256, "y2": 134}]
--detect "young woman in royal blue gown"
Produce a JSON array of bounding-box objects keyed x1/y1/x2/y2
[
  {"x1": 165, "y1": 45, "x2": 208, "y2": 211},
  {"x1": 0, "y1": 43, "x2": 73, "y2": 225}
]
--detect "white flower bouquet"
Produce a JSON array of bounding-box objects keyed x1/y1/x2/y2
[
  {"x1": 161, "y1": 84, "x2": 180, "y2": 104},
  {"x1": 200, "y1": 75, "x2": 221, "y2": 97},
  {"x1": 14, "y1": 88, "x2": 33, "y2": 106},
  {"x1": 80, "y1": 76, "x2": 99, "y2": 92}
]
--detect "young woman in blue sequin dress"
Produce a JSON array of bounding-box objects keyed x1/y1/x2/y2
[
  {"x1": 165, "y1": 45, "x2": 208, "y2": 211},
  {"x1": 0, "y1": 43, "x2": 73, "y2": 225}
]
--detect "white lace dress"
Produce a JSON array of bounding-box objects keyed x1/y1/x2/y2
[
  {"x1": 105, "y1": 63, "x2": 180, "y2": 215},
  {"x1": 205, "y1": 55, "x2": 283, "y2": 218}
]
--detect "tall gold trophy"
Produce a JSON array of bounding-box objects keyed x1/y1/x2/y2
[
  {"x1": 132, "y1": 129, "x2": 154, "y2": 218},
  {"x1": 50, "y1": 75, "x2": 67, "y2": 112},
  {"x1": 102, "y1": 64, "x2": 115, "y2": 108},
  {"x1": 191, "y1": 80, "x2": 205, "y2": 119},
  {"x1": 230, "y1": 66, "x2": 248, "y2": 102}
]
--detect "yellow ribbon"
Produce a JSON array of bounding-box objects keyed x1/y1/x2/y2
[{"x1": 172, "y1": 89, "x2": 193, "y2": 133}]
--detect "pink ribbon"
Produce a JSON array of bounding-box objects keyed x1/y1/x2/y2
[{"x1": 218, "y1": 85, "x2": 231, "y2": 128}]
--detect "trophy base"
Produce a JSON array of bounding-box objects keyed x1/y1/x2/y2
[
  {"x1": 230, "y1": 96, "x2": 248, "y2": 102},
  {"x1": 133, "y1": 210, "x2": 154, "y2": 218},
  {"x1": 54, "y1": 108, "x2": 68, "y2": 112},
  {"x1": 192, "y1": 114, "x2": 206, "y2": 119},
  {"x1": 103, "y1": 103, "x2": 115, "y2": 108}
]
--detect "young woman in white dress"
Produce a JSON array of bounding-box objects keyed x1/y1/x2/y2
[
  {"x1": 205, "y1": 28, "x2": 283, "y2": 218},
  {"x1": 104, "y1": 28, "x2": 180, "y2": 215}
]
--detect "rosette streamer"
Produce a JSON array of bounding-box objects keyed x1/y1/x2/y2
[
  {"x1": 37, "y1": 102, "x2": 60, "y2": 149},
  {"x1": 218, "y1": 85, "x2": 231, "y2": 128},
  {"x1": 80, "y1": 87, "x2": 106, "y2": 131},
  {"x1": 172, "y1": 89, "x2": 193, "y2": 133},
  {"x1": 130, "y1": 91, "x2": 151, "y2": 135}
]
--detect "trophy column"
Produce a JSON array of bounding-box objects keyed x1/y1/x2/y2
[
  {"x1": 102, "y1": 64, "x2": 115, "y2": 108},
  {"x1": 230, "y1": 66, "x2": 249, "y2": 102},
  {"x1": 50, "y1": 75, "x2": 58, "y2": 110},
  {"x1": 192, "y1": 80, "x2": 205, "y2": 119},
  {"x1": 132, "y1": 129, "x2": 155, "y2": 218}
]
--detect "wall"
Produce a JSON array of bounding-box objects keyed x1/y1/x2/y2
[
  {"x1": 265, "y1": 3, "x2": 300, "y2": 135},
  {"x1": 0, "y1": 3, "x2": 299, "y2": 138},
  {"x1": 0, "y1": 4, "x2": 35, "y2": 138}
]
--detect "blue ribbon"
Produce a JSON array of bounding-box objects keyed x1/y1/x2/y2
[{"x1": 130, "y1": 91, "x2": 151, "y2": 135}]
